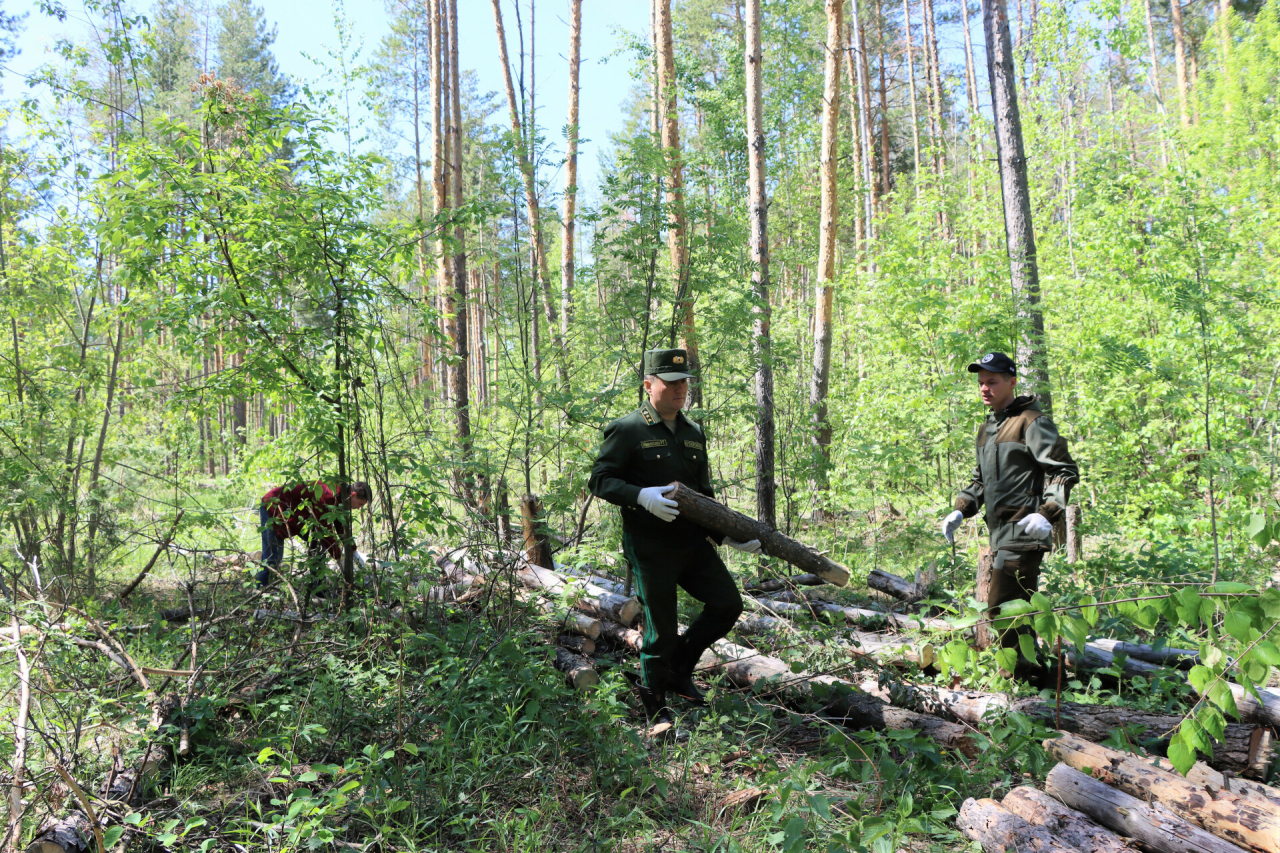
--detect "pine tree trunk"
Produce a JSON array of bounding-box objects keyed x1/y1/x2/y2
[
  {"x1": 810, "y1": 0, "x2": 842, "y2": 501},
  {"x1": 981, "y1": 0, "x2": 1053, "y2": 412},
  {"x1": 843, "y1": 22, "x2": 866, "y2": 246},
  {"x1": 561, "y1": 0, "x2": 582, "y2": 340},
  {"x1": 655, "y1": 0, "x2": 703, "y2": 407},
  {"x1": 446, "y1": 0, "x2": 472, "y2": 504},
  {"x1": 922, "y1": 0, "x2": 945, "y2": 174},
  {"x1": 745, "y1": 0, "x2": 776, "y2": 529},
  {"x1": 961, "y1": 0, "x2": 980, "y2": 116},
  {"x1": 1170, "y1": 0, "x2": 1191, "y2": 127},
  {"x1": 877, "y1": 6, "x2": 891, "y2": 199},
  {"x1": 431, "y1": 0, "x2": 450, "y2": 409},
  {"x1": 902, "y1": 0, "x2": 923, "y2": 187},
  {"x1": 851, "y1": 0, "x2": 877, "y2": 239}
]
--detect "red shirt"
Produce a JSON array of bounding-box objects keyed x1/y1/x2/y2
[{"x1": 261, "y1": 482, "x2": 345, "y2": 559}]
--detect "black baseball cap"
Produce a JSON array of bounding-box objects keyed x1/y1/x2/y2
[{"x1": 967, "y1": 352, "x2": 1017, "y2": 375}]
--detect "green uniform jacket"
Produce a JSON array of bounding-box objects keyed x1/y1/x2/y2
[
  {"x1": 955, "y1": 395, "x2": 1080, "y2": 552},
  {"x1": 588, "y1": 400, "x2": 723, "y2": 546}
]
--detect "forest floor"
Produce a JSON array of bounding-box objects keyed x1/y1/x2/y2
[{"x1": 6, "y1": 538, "x2": 1276, "y2": 853}]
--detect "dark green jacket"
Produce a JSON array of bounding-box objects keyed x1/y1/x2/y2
[
  {"x1": 588, "y1": 400, "x2": 722, "y2": 545},
  {"x1": 955, "y1": 396, "x2": 1080, "y2": 552}
]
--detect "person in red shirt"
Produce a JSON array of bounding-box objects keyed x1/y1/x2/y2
[{"x1": 257, "y1": 481, "x2": 371, "y2": 587}]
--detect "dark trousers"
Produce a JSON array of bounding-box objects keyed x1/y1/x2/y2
[
  {"x1": 256, "y1": 505, "x2": 325, "y2": 589},
  {"x1": 987, "y1": 548, "x2": 1045, "y2": 649},
  {"x1": 623, "y1": 531, "x2": 744, "y2": 692}
]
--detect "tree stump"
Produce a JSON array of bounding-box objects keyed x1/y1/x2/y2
[
  {"x1": 521, "y1": 493, "x2": 553, "y2": 570},
  {"x1": 974, "y1": 547, "x2": 994, "y2": 650},
  {"x1": 1066, "y1": 504, "x2": 1082, "y2": 562}
]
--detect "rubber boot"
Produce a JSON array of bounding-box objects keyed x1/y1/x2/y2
[
  {"x1": 669, "y1": 672, "x2": 706, "y2": 706},
  {"x1": 635, "y1": 684, "x2": 674, "y2": 727}
]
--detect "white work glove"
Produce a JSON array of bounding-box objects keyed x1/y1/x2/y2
[
  {"x1": 724, "y1": 537, "x2": 762, "y2": 554},
  {"x1": 941, "y1": 510, "x2": 965, "y2": 544},
  {"x1": 637, "y1": 485, "x2": 679, "y2": 522},
  {"x1": 1016, "y1": 512, "x2": 1054, "y2": 540}
]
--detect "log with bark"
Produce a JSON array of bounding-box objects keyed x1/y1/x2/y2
[
  {"x1": 697, "y1": 638, "x2": 976, "y2": 755},
  {"x1": 1069, "y1": 643, "x2": 1167, "y2": 680},
  {"x1": 554, "y1": 648, "x2": 599, "y2": 690},
  {"x1": 845, "y1": 632, "x2": 937, "y2": 669},
  {"x1": 743, "y1": 573, "x2": 827, "y2": 593},
  {"x1": 1145, "y1": 755, "x2": 1280, "y2": 812},
  {"x1": 1043, "y1": 731, "x2": 1280, "y2": 853},
  {"x1": 1001, "y1": 785, "x2": 1135, "y2": 853},
  {"x1": 867, "y1": 568, "x2": 920, "y2": 601},
  {"x1": 599, "y1": 620, "x2": 643, "y2": 653},
  {"x1": 516, "y1": 560, "x2": 642, "y2": 627},
  {"x1": 1220, "y1": 683, "x2": 1280, "y2": 729},
  {"x1": 558, "y1": 635, "x2": 596, "y2": 656},
  {"x1": 666, "y1": 482, "x2": 850, "y2": 586},
  {"x1": 1043, "y1": 762, "x2": 1251, "y2": 853},
  {"x1": 856, "y1": 680, "x2": 1271, "y2": 775},
  {"x1": 748, "y1": 595, "x2": 953, "y2": 633},
  {"x1": 1089, "y1": 637, "x2": 1200, "y2": 667},
  {"x1": 957, "y1": 797, "x2": 1083, "y2": 853}
]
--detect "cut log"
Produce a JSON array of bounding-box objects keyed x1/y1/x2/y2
[
  {"x1": 1066, "y1": 504, "x2": 1082, "y2": 563},
  {"x1": 1221, "y1": 683, "x2": 1280, "y2": 728},
  {"x1": 517, "y1": 560, "x2": 642, "y2": 626},
  {"x1": 748, "y1": 596, "x2": 953, "y2": 633},
  {"x1": 743, "y1": 573, "x2": 827, "y2": 593},
  {"x1": 957, "y1": 797, "x2": 1082, "y2": 853},
  {"x1": 861, "y1": 682, "x2": 1269, "y2": 774},
  {"x1": 599, "y1": 620, "x2": 643, "y2": 653},
  {"x1": 666, "y1": 482, "x2": 849, "y2": 586},
  {"x1": 1146, "y1": 754, "x2": 1280, "y2": 811},
  {"x1": 867, "y1": 569, "x2": 919, "y2": 601},
  {"x1": 733, "y1": 613, "x2": 790, "y2": 635},
  {"x1": 1044, "y1": 762, "x2": 1251, "y2": 853},
  {"x1": 697, "y1": 638, "x2": 976, "y2": 755},
  {"x1": 1001, "y1": 785, "x2": 1134, "y2": 853},
  {"x1": 845, "y1": 632, "x2": 936, "y2": 669},
  {"x1": 1089, "y1": 638, "x2": 1199, "y2": 667},
  {"x1": 1069, "y1": 643, "x2": 1167, "y2": 680},
  {"x1": 557, "y1": 635, "x2": 596, "y2": 656},
  {"x1": 1043, "y1": 731, "x2": 1280, "y2": 853},
  {"x1": 554, "y1": 648, "x2": 599, "y2": 690}
]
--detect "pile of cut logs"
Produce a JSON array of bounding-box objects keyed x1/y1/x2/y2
[{"x1": 960, "y1": 731, "x2": 1280, "y2": 853}]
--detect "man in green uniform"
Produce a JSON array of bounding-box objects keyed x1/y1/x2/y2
[
  {"x1": 942, "y1": 352, "x2": 1079, "y2": 658},
  {"x1": 589, "y1": 349, "x2": 758, "y2": 724}
]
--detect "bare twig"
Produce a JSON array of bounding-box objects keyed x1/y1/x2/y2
[
  {"x1": 117, "y1": 509, "x2": 186, "y2": 601},
  {"x1": 6, "y1": 609, "x2": 31, "y2": 852},
  {"x1": 52, "y1": 765, "x2": 106, "y2": 853}
]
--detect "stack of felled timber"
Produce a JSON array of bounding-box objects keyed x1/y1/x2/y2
[{"x1": 959, "y1": 732, "x2": 1280, "y2": 853}]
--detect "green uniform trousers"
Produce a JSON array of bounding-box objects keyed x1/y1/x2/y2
[
  {"x1": 987, "y1": 548, "x2": 1044, "y2": 649},
  {"x1": 623, "y1": 530, "x2": 743, "y2": 692}
]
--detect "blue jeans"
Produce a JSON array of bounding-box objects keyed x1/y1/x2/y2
[{"x1": 258, "y1": 505, "x2": 283, "y2": 586}]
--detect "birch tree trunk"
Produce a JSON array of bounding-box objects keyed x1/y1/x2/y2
[
  {"x1": 490, "y1": 0, "x2": 570, "y2": 388},
  {"x1": 851, "y1": 0, "x2": 877, "y2": 240},
  {"x1": 431, "y1": 0, "x2": 450, "y2": 410},
  {"x1": 843, "y1": 22, "x2": 866, "y2": 247},
  {"x1": 561, "y1": 0, "x2": 582, "y2": 340},
  {"x1": 745, "y1": 0, "x2": 776, "y2": 529},
  {"x1": 655, "y1": 0, "x2": 703, "y2": 407},
  {"x1": 809, "y1": 0, "x2": 842, "y2": 500},
  {"x1": 445, "y1": 0, "x2": 472, "y2": 502},
  {"x1": 981, "y1": 0, "x2": 1053, "y2": 413},
  {"x1": 961, "y1": 0, "x2": 980, "y2": 116}
]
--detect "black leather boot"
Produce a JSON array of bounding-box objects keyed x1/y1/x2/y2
[
  {"x1": 669, "y1": 672, "x2": 706, "y2": 705},
  {"x1": 635, "y1": 684, "x2": 674, "y2": 726}
]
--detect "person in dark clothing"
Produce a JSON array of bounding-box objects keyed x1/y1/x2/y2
[
  {"x1": 941, "y1": 352, "x2": 1079, "y2": 662},
  {"x1": 257, "y1": 481, "x2": 371, "y2": 588},
  {"x1": 588, "y1": 348, "x2": 757, "y2": 725}
]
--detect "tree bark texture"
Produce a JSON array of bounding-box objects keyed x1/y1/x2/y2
[
  {"x1": 698, "y1": 637, "x2": 976, "y2": 755},
  {"x1": 666, "y1": 482, "x2": 850, "y2": 585},
  {"x1": 1000, "y1": 786, "x2": 1135, "y2": 853},
  {"x1": 1066, "y1": 504, "x2": 1082, "y2": 562},
  {"x1": 809, "y1": 0, "x2": 842, "y2": 492},
  {"x1": 982, "y1": 0, "x2": 1053, "y2": 411},
  {"x1": 516, "y1": 559, "x2": 643, "y2": 627},
  {"x1": 520, "y1": 493, "x2": 554, "y2": 570},
  {"x1": 1145, "y1": 755, "x2": 1280, "y2": 812},
  {"x1": 957, "y1": 797, "x2": 1083, "y2": 853},
  {"x1": 561, "y1": 0, "x2": 581, "y2": 338},
  {"x1": 744, "y1": 573, "x2": 828, "y2": 593},
  {"x1": 902, "y1": 0, "x2": 923, "y2": 183},
  {"x1": 850, "y1": 0, "x2": 876, "y2": 239},
  {"x1": 446, "y1": 0, "x2": 472, "y2": 502},
  {"x1": 867, "y1": 568, "x2": 920, "y2": 601},
  {"x1": 745, "y1": 0, "x2": 776, "y2": 528},
  {"x1": 655, "y1": 0, "x2": 702, "y2": 406},
  {"x1": 842, "y1": 21, "x2": 866, "y2": 246},
  {"x1": 1044, "y1": 762, "x2": 1252, "y2": 853},
  {"x1": 554, "y1": 647, "x2": 598, "y2": 690},
  {"x1": 922, "y1": 0, "x2": 946, "y2": 174},
  {"x1": 1044, "y1": 732, "x2": 1280, "y2": 852},
  {"x1": 1087, "y1": 637, "x2": 1198, "y2": 667},
  {"x1": 1170, "y1": 0, "x2": 1191, "y2": 127},
  {"x1": 975, "y1": 547, "x2": 995, "y2": 649}
]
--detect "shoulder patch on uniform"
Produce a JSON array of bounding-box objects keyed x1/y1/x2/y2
[
  {"x1": 641, "y1": 439, "x2": 668, "y2": 448},
  {"x1": 684, "y1": 440, "x2": 704, "y2": 450}
]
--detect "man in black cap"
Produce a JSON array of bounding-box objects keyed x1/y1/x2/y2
[
  {"x1": 589, "y1": 348, "x2": 757, "y2": 725},
  {"x1": 942, "y1": 352, "x2": 1079, "y2": 661}
]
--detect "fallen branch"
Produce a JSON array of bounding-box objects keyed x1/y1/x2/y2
[
  {"x1": 743, "y1": 574, "x2": 827, "y2": 594},
  {"x1": 116, "y1": 510, "x2": 186, "y2": 602}
]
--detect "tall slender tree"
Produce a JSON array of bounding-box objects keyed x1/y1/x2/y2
[
  {"x1": 446, "y1": 0, "x2": 472, "y2": 502},
  {"x1": 1170, "y1": 0, "x2": 1191, "y2": 127},
  {"x1": 744, "y1": 0, "x2": 775, "y2": 528},
  {"x1": 981, "y1": 0, "x2": 1052, "y2": 410},
  {"x1": 561, "y1": 0, "x2": 582, "y2": 341},
  {"x1": 902, "y1": 0, "x2": 922, "y2": 189},
  {"x1": 850, "y1": 1, "x2": 876, "y2": 241},
  {"x1": 810, "y1": 0, "x2": 842, "y2": 500},
  {"x1": 655, "y1": 0, "x2": 701, "y2": 407}
]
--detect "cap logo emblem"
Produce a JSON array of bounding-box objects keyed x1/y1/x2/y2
[
  {"x1": 673, "y1": 356, "x2": 685, "y2": 364},
  {"x1": 981, "y1": 354, "x2": 993, "y2": 363}
]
